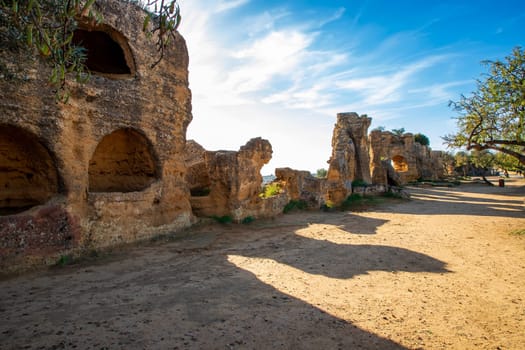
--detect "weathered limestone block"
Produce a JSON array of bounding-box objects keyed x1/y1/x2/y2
[
  {"x1": 185, "y1": 138, "x2": 274, "y2": 221},
  {"x1": 0, "y1": 0, "x2": 193, "y2": 271},
  {"x1": 369, "y1": 130, "x2": 445, "y2": 185},
  {"x1": 274, "y1": 167, "x2": 324, "y2": 208},
  {"x1": 326, "y1": 113, "x2": 372, "y2": 205}
]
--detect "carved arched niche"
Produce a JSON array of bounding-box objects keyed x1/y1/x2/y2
[
  {"x1": 72, "y1": 23, "x2": 136, "y2": 78},
  {"x1": 0, "y1": 125, "x2": 60, "y2": 215},
  {"x1": 391, "y1": 155, "x2": 409, "y2": 173},
  {"x1": 88, "y1": 128, "x2": 159, "y2": 192}
]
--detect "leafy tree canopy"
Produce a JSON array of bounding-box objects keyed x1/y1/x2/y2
[
  {"x1": 391, "y1": 127, "x2": 405, "y2": 136},
  {"x1": 414, "y1": 133, "x2": 430, "y2": 146},
  {"x1": 444, "y1": 46, "x2": 525, "y2": 165},
  {"x1": 0, "y1": 0, "x2": 180, "y2": 101},
  {"x1": 316, "y1": 168, "x2": 327, "y2": 178}
]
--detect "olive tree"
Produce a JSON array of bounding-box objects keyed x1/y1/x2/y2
[
  {"x1": 444, "y1": 47, "x2": 525, "y2": 165},
  {"x1": 0, "y1": 0, "x2": 180, "y2": 100}
]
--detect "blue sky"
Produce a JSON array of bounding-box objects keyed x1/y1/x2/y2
[{"x1": 178, "y1": 0, "x2": 525, "y2": 174}]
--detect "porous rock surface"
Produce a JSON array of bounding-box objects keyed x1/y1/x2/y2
[
  {"x1": 185, "y1": 138, "x2": 283, "y2": 222},
  {"x1": 0, "y1": 0, "x2": 193, "y2": 271}
]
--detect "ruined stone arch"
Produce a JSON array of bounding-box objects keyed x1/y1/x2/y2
[
  {"x1": 72, "y1": 23, "x2": 136, "y2": 78},
  {"x1": 391, "y1": 155, "x2": 409, "y2": 172},
  {"x1": 0, "y1": 125, "x2": 60, "y2": 215},
  {"x1": 88, "y1": 128, "x2": 159, "y2": 193}
]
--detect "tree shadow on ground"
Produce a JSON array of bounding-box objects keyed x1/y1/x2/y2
[
  {"x1": 378, "y1": 184, "x2": 525, "y2": 219},
  {"x1": 0, "y1": 214, "x2": 448, "y2": 349}
]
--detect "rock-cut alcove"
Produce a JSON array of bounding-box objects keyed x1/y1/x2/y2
[
  {"x1": 0, "y1": 125, "x2": 60, "y2": 215},
  {"x1": 88, "y1": 128, "x2": 159, "y2": 193},
  {"x1": 392, "y1": 155, "x2": 409, "y2": 172},
  {"x1": 72, "y1": 24, "x2": 135, "y2": 77}
]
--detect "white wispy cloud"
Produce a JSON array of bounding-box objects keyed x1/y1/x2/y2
[
  {"x1": 317, "y1": 7, "x2": 346, "y2": 27},
  {"x1": 408, "y1": 80, "x2": 473, "y2": 104},
  {"x1": 215, "y1": 0, "x2": 249, "y2": 13},
  {"x1": 225, "y1": 30, "x2": 314, "y2": 93},
  {"x1": 336, "y1": 55, "x2": 450, "y2": 107},
  {"x1": 178, "y1": 0, "x2": 472, "y2": 171}
]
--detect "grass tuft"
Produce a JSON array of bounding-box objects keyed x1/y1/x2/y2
[
  {"x1": 510, "y1": 228, "x2": 525, "y2": 236},
  {"x1": 283, "y1": 200, "x2": 308, "y2": 213}
]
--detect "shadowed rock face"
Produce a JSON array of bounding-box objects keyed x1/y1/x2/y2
[
  {"x1": 0, "y1": 125, "x2": 59, "y2": 215},
  {"x1": 0, "y1": 0, "x2": 193, "y2": 271},
  {"x1": 88, "y1": 128, "x2": 158, "y2": 193}
]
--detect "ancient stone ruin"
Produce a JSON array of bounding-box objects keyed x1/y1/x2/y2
[
  {"x1": 184, "y1": 138, "x2": 285, "y2": 222},
  {"x1": 0, "y1": 0, "x2": 193, "y2": 271},
  {"x1": 0, "y1": 0, "x2": 445, "y2": 272},
  {"x1": 270, "y1": 112, "x2": 444, "y2": 208},
  {"x1": 370, "y1": 130, "x2": 444, "y2": 185}
]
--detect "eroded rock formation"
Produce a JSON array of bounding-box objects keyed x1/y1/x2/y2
[
  {"x1": 0, "y1": 0, "x2": 193, "y2": 271},
  {"x1": 274, "y1": 168, "x2": 324, "y2": 208},
  {"x1": 370, "y1": 130, "x2": 444, "y2": 184},
  {"x1": 325, "y1": 113, "x2": 372, "y2": 205},
  {"x1": 185, "y1": 138, "x2": 281, "y2": 221}
]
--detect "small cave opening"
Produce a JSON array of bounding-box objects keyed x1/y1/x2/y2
[
  {"x1": 392, "y1": 155, "x2": 409, "y2": 172},
  {"x1": 0, "y1": 125, "x2": 59, "y2": 215},
  {"x1": 88, "y1": 128, "x2": 159, "y2": 193},
  {"x1": 72, "y1": 28, "x2": 133, "y2": 76},
  {"x1": 190, "y1": 187, "x2": 211, "y2": 197}
]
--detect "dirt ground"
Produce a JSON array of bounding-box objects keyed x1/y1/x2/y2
[{"x1": 1, "y1": 176, "x2": 524, "y2": 350}]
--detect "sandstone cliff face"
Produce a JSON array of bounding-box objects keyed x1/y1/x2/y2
[
  {"x1": 326, "y1": 113, "x2": 372, "y2": 205},
  {"x1": 185, "y1": 138, "x2": 277, "y2": 221},
  {"x1": 0, "y1": 0, "x2": 193, "y2": 271}
]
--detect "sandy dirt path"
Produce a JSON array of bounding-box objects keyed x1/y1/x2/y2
[{"x1": 1, "y1": 177, "x2": 524, "y2": 349}]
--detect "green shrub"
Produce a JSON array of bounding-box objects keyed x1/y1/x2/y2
[
  {"x1": 260, "y1": 182, "x2": 282, "y2": 198},
  {"x1": 241, "y1": 216, "x2": 255, "y2": 224},
  {"x1": 510, "y1": 228, "x2": 525, "y2": 236},
  {"x1": 382, "y1": 190, "x2": 403, "y2": 199},
  {"x1": 55, "y1": 254, "x2": 73, "y2": 266},
  {"x1": 212, "y1": 215, "x2": 233, "y2": 224},
  {"x1": 351, "y1": 179, "x2": 369, "y2": 187},
  {"x1": 283, "y1": 200, "x2": 308, "y2": 213}
]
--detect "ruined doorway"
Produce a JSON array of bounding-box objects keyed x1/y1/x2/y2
[
  {"x1": 0, "y1": 125, "x2": 59, "y2": 215},
  {"x1": 88, "y1": 128, "x2": 159, "y2": 193},
  {"x1": 391, "y1": 155, "x2": 409, "y2": 172},
  {"x1": 72, "y1": 25, "x2": 135, "y2": 77}
]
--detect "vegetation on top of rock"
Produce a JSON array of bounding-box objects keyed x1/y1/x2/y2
[{"x1": 414, "y1": 133, "x2": 430, "y2": 146}]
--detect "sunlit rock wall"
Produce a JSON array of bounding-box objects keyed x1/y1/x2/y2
[
  {"x1": 325, "y1": 113, "x2": 372, "y2": 205},
  {"x1": 185, "y1": 138, "x2": 279, "y2": 222},
  {"x1": 0, "y1": 0, "x2": 193, "y2": 272}
]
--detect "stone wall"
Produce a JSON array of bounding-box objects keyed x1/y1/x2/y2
[
  {"x1": 274, "y1": 168, "x2": 324, "y2": 208},
  {"x1": 185, "y1": 138, "x2": 278, "y2": 222},
  {"x1": 0, "y1": 0, "x2": 193, "y2": 272},
  {"x1": 325, "y1": 113, "x2": 372, "y2": 205},
  {"x1": 370, "y1": 130, "x2": 444, "y2": 184}
]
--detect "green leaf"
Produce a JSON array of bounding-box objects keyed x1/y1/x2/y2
[
  {"x1": 39, "y1": 44, "x2": 51, "y2": 57},
  {"x1": 143, "y1": 15, "x2": 151, "y2": 32},
  {"x1": 26, "y1": 25, "x2": 33, "y2": 46}
]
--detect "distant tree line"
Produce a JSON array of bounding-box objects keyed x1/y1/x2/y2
[{"x1": 442, "y1": 149, "x2": 523, "y2": 178}]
